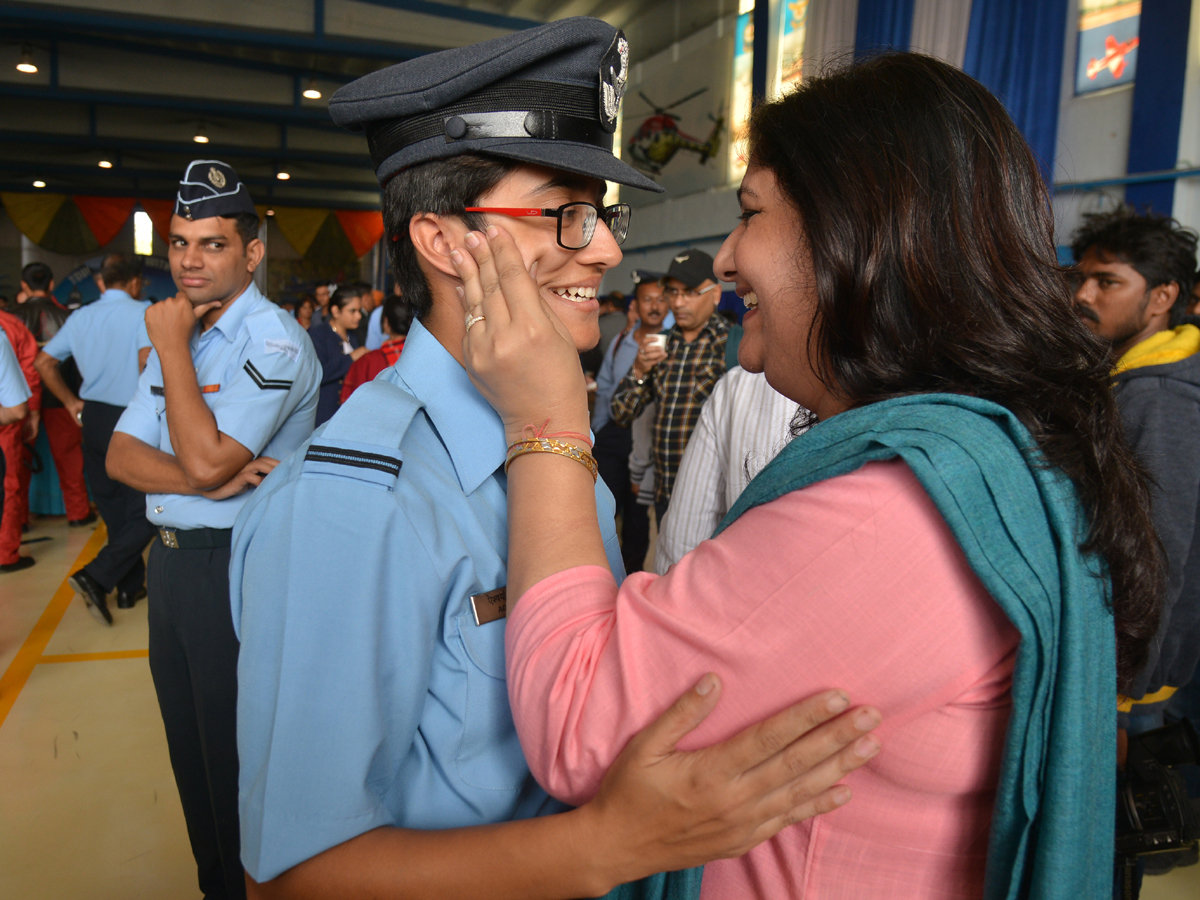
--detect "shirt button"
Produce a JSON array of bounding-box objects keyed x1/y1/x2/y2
[{"x1": 155, "y1": 506, "x2": 164, "y2": 514}]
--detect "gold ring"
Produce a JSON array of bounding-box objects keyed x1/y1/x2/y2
[{"x1": 465, "y1": 313, "x2": 486, "y2": 332}]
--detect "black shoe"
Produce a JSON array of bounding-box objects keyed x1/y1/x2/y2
[
  {"x1": 68, "y1": 511, "x2": 98, "y2": 527},
  {"x1": 117, "y1": 587, "x2": 146, "y2": 609},
  {"x1": 69, "y1": 570, "x2": 113, "y2": 625},
  {"x1": 0, "y1": 557, "x2": 35, "y2": 573}
]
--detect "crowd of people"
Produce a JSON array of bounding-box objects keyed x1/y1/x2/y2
[{"x1": 4, "y1": 14, "x2": 1200, "y2": 900}]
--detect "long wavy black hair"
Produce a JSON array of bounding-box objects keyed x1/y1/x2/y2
[{"x1": 748, "y1": 52, "x2": 1161, "y2": 691}]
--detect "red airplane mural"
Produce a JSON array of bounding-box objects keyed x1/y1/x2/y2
[{"x1": 1087, "y1": 34, "x2": 1139, "y2": 81}]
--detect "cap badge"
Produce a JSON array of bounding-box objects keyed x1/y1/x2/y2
[
  {"x1": 599, "y1": 32, "x2": 629, "y2": 134},
  {"x1": 674, "y1": 253, "x2": 690, "y2": 263},
  {"x1": 208, "y1": 167, "x2": 226, "y2": 189}
]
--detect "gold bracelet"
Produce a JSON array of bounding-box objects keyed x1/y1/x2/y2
[{"x1": 505, "y1": 438, "x2": 598, "y2": 483}]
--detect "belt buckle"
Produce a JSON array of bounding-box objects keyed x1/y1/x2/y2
[{"x1": 159, "y1": 527, "x2": 179, "y2": 549}]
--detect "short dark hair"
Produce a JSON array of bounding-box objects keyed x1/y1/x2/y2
[
  {"x1": 100, "y1": 253, "x2": 144, "y2": 288},
  {"x1": 21, "y1": 262, "x2": 53, "y2": 292},
  {"x1": 382, "y1": 154, "x2": 518, "y2": 320},
  {"x1": 1070, "y1": 207, "x2": 1199, "y2": 326},
  {"x1": 221, "y1": 212, "x2": 260, "y2": 250},
  {"x1": 382, "y1": 291, "x2": 413, "y2": 337},
  {"x1": 328, "y1": 285, "x2": 364, "y2": 313}
]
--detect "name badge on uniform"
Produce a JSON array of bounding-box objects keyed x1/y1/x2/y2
[{"x1": 470, "y1": 587, "x2": 507, "y2": 625}]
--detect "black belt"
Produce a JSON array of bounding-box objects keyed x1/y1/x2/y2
[{"x1": 157, "y1": 527, "x2": 232, "y2": 550}]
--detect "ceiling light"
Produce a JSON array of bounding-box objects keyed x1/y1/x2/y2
[
  {"x1": 193, "y1": 123, "x2": 209, "y2": 144},
  {"x1": 302, "y1": 80, "x2": 321, "y2": 100},
  {"x1": 276, "y1": 171, "x2": 290, "y2": 180},
  {"x1": 32, "y1": 180, "x2": 45, "y2": 188},
  {"x1": 98, "y1": 159, "x2": 113, "y2": 169},
  {"x1": 16, "y1": 47, "x2": 37, "y2": 74},
  {"x1": 266, "y1": 208, "x2": 275, "y2": 216}
]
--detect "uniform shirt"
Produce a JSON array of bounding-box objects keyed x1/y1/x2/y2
[
  {"x1": 611, "y1": 315, "x2": 730, "y2": 506},
  {"x1": 0, "y1": 312, "x2": 41, "y2": 411},
  {"x1": 0, "y1": 334, "x2": 32, "y2": 407},
  {"x1": 115, "y1": 282, "x2": 320, "y2": 530},
  {"x1": 230, "y1": 319, "x2": 625, "y2": 883},
  {"x1": 365, "y1": 304, "x2": 385, "y2": 350},
  {"x1": 42, "y1": 288, "x2": 150, "y2": 407},
  {"x1": 655, "y1": 368, "x2": 800, "y2": 573},
  {"x1": 339, "y1": 336, "x2": 405, "y2": 404}
]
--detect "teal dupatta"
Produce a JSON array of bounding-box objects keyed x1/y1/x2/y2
[{"x1": 608, "y1": 393, "x2": 1116, "y2": 899}]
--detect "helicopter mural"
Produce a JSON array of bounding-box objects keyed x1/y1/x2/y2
[{"x1": 626, "y1": 87, "x2": 726, "y2": 177}]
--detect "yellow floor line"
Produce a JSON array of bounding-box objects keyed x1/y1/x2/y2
[
  {"x1": 39, "y1": 649, "x2": 149, "y2": 664},
  {"x1": 0, "y1": 523, "x2": 108, "y2": 731}
]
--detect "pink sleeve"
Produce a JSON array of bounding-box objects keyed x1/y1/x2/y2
[{"x1": 505, "y1": 459, "x2": 1019, "y2": 806}]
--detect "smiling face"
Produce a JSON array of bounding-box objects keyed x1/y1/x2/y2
[
  {"x1": 715, "y1": 164, "x2": 844, "y2": 419},
  {"x1": 168, "y1": 215, "x2": 262, "y2": 309},
  {"x1": 462, "y1": 165, "x2": 621, "y2": 351},
  {"x1": 1074, "y1": 247, "x2": 1175, "y2": 358}
]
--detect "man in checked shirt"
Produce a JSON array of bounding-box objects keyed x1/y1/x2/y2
[{"x1": 611, "y1": 248, "x2": 730, "y2": 524}]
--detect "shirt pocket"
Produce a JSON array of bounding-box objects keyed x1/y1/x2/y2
[
  {"x1": 454, "y1": 611, "x2": 528, "y2": 791},
  {"x1": 692, "y1": 362, "x2": 721, "y2": 400}
]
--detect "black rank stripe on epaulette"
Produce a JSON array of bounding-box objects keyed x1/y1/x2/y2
[
  {"x1": 150, "y1": 385, "x2": 164, "y2": 396},
  {"x1": 304, "y1": 444, "x2": 402, "y2": 477},
  {"x1": 243, "y1": 360, "x2": 293, "y2": 390}
]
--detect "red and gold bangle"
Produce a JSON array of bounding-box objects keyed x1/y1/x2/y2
[{"x1": 504, "y1": 438, "x2": 598, "y2": 482}]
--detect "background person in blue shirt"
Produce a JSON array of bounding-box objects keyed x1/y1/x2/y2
[
  {"x1": 232, "y1": 19, "x2": 880, "y2": 900},
  {"x1": 108, "y1": 160, "x2": 321, "y2": 900},
  {"x1": 37, "y1": 252, "x2": 155, "y2": 624},
  {"x1": 307, "y1": 283, "x2": 368, "y2": 426}
]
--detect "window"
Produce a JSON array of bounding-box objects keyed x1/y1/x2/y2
[
  {"x1": 1076, "y1": 1, "x2": 1140, "y2": 95},
  {"x1": 133, "y1": 210, "x2": 154, "y2": 256}
]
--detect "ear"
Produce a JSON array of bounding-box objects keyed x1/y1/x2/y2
[
  {"x1": 245, "y1": 238, "x2": 266, "y2": 273},
  {"x1": 409, "y1": 213, "x2": 466, "y2": 281},
  {"x1": 1149, "y1": 281, "x2": 1180, "y2": 316}
]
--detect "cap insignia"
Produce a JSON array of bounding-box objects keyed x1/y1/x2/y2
[
  {"x1": 599, "y1": 32, "x2": 629, "y2": 134},
  {"x1": 208, "y1": 167, "x2": 226, "y2": 189},
  {"x1": 674, "y1": 253, "x2": 689, "y2": 263}
]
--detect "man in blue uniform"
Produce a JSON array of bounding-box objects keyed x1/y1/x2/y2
[
  {"x1": 107, "y1": 160, "x2": 320, "y2": 900},
  {"x1": 231, "y1": 18, "x2": 880, "y2": 900},
  {"x1": 36, "y1": 252, "x2": 155, "y2": 624}
]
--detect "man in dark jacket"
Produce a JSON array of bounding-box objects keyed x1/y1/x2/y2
[{"x1": 1073, "y1": 207, "x2": 1200, "y2": 731}]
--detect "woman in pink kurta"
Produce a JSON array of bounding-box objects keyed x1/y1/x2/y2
[
  {"x1": 507, "y1": 460, "x2": 1018, "y2": 899},
  {"x1": 450, "y1": 52, "x2": 1161, "y2": 900}
]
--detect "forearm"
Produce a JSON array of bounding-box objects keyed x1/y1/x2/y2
[
  {"x1": 609, "y1": 378, "x2": 649, "y2": 427},
  {"x1": 34, "y1": 353, "x2": 79, "y2": 408},
  {"x1": 249, "y1": 808, "x2": 627, "y2": 900},
  {"x1": 107, "y1": 431, "x2": 201, "y2": 495},
  {"x1": 507, "y1": 448, "x2": 609, "y2": 601},
  {"x1": 0, "y1": 403, "x2": 27, "y2": 425},
  {"x1": 158, "y1": 341, "x2": 247, "y2": 489}
]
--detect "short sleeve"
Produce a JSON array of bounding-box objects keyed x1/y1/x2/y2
[
  {"x1": 0, "y1": 337, "x2": 32, "y2": 407},
  {"x1": 136, "y1": 316, "x2": 151, "y2": 350},
  {"x1": 42, "y1": 316, "x2": 75, "y2": 361},
  {"x1": 233, "y1": 463, "x2": 443, "y2": 881},
  {"x1": 212, "y1": 318, "x2": 316, "y2": 456},
  {"x1": 114, "y1": 353, "x2": 162, "y2": 445}
]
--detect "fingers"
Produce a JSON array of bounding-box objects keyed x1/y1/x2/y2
[
  {"x1": 706, "y1": 689, "x2": 855, "y2": 776},
  {"x1": 193, "y1": 301, "x2": 222, "y2": 320},
  {"x1": 625, "y1": 674, "x2": 723, "y2": 762}
]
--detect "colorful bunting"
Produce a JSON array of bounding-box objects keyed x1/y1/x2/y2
[
  {"x1": 74, "y1": 196, "x2": 138, "y2": 248},
  {"x1": 1, "y1": 194, "x2": 385, "y2": 259},
  {"x1": 334, "y1": 210, "x2": 386, "y2": 259}
]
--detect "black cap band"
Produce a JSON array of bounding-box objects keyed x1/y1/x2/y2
[{"x1": 363, "y1": 80, "x2": 612, "y2": 173}]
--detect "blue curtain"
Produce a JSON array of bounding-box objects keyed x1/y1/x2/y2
[
  {"x1": 1125, "y1": 0, "x2": 1192, "y2": 215},
  {"x1": 855, "y1": 0, "x2": 914, "y2": 58},
  {"x1": 963, "y1": 0, "x2": 1068, "y2": 182}
]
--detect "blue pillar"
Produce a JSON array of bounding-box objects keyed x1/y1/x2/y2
[
  {"x1": 855, "y1": 0, "x2": 914, "y2": 58},
  {"x1": 752, "y1": 0, "x2": 770, "y2": 103},
  {"x1": 1125, "y1": 0, "x2": 1192, "y2": 215}
]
